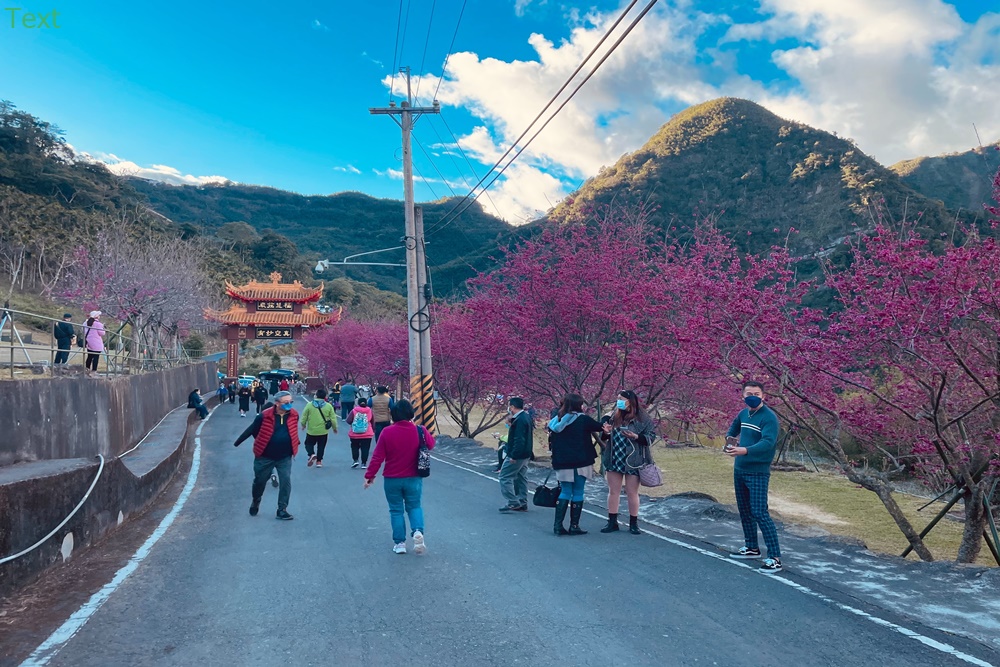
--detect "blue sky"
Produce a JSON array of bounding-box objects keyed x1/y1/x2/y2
[{"x1": 1, "y1": 0, "x2": 997, "y2": 222}]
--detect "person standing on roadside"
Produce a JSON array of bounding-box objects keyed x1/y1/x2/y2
[
  {"x1": 339, "y1": 379, "x2": 357, "y2": 421},
  {"x1": 234, "y1": 390, "x2": 299, "y2": 520},
  {"x1": 301, "y1": 388, "x2": 338, "y2": 468},
  {"x1": 599, "y1": 389, "x2": 656, "y2": 535},
  {"x1": 227, "y1": 381, "x2": 237, "y2": 403},
  {"x1": 498, "y1": 397, "x2": 533, "y2": 513},
  {"x1": 364, "y1": 399, "x2": 434, "y2": 555},
  {"x1": 279, "y1": 377, "x2": 290, "y2": 392},
  {"x1": 369, "y1": 385, "x2": 395, "y2": 444},
  {"x1": 53, "y1": 312, "x2": 76, "y2": 369},
  {"x1": 725, "y1": 381, "x2": 783, "y2": 573},
  {"x1": 238, "y1": 383, "x2": 252, "y2": 417},
  {"x1": 548, "y1": 393, "x2": 604, "y2": 536},
  {"x1": 347, "y1": 398, "x2": 374, "y2": 468},
  {"x1": 83, "y1": 310, "x2": 105, "y2": 375}
]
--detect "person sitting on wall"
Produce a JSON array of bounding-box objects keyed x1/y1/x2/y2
[{"x1": 188, "y1": 388, "x2": 209, "y2": 420}]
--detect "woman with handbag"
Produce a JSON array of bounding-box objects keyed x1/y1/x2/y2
[
  {"x1": 599, "y1": 389, "x2": 656, "y2": 535},
  {"x1": 364, "y1": 399, "x2": 434, "y2": 555},
  {"x1": 548, "y1": 393, "x2": 604, "y2": 536}
]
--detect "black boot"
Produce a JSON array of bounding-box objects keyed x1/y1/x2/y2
[
  {"x1": 600, "y1": 512, "x2": 619, "y2": 533},
  {"x1": 553, "y1": 499, "x2": 569, "y2": 535},
  {"x1": 568, "y1": 501, "x2": 587, "y2": 535},
  {"x1": 629, "y1": 515, "x2": 641, "y2": 535}
]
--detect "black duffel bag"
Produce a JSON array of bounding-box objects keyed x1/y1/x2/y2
[{"x1": 532, "y1": 471, "x2": 562, "y2": 508}]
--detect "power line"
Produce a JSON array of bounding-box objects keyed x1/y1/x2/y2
[
  {"x1": 427, "y1": 0, "x2": 652, "y2": 236},
  {"x1": 435, "y1": 114, "x2": 505, "y2": 220},
  {"x1": 432, "y1": 0, "x2": 468, "y2": 103},
  {"x1": 389, "y1": 0, "x2": 406, "y2": 102},
  {"x1": 415, "y1": 0, "x2": 438, "y2": 102},
  {"x1": 413, "y1": 132, "x2": 459, "y2": 197}
]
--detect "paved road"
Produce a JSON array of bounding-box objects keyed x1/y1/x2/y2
[{"x1": 30, "y1": 402, "x2": 995, "y2": 666}]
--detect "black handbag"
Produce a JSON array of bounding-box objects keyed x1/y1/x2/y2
[
  {"x1": 532, "y1": 471, "x2": 561, "y2": 508},
  {"x1": 416, "y1": 426, "x2": 430, "y2": 478}
]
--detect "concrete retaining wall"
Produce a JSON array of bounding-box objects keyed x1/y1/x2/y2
[{"x1": 0, "y1": 363, "x2": 216, "y2": 466}]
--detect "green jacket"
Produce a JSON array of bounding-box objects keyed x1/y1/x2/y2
[{"x1": 301, "y1": 401, "x2": 338, "y2": 436}]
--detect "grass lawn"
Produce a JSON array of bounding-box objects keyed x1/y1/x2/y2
[{"x1": 437, "y1": 405, "x2": 994, "y2": 566}]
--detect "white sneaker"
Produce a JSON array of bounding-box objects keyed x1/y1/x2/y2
[
  {"x1": 392, "y1": 543, "x2": 407, "y2": 554},
  {"x1": 412, "y1": 531, "x2": 426, "y2": 555},
  {"x1": 351, "y1": 462, "x2": 360, "y2": 469},
  {"x1": 361, "y1": 464, "x2": 368, "y2": 469}
]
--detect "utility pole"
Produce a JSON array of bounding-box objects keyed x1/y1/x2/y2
[{"x1": 370, "y1": 67, "x2": 439, "y2": 433}]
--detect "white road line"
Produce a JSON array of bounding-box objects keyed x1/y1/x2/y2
[
  {"x1": 431, "y1": 453, "x2": 995, "y2": 667},
  {"x1": 21, "y1": 406, "x2": 218, "y2": 667}
]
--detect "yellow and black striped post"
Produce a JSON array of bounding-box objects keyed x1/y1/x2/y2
[{"x1": 410, "y1": 373, "x2": 438, "y2": 435}]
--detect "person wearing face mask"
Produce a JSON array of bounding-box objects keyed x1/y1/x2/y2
[
  {"x1": 598, "y1": 389, "x2": 657, "y2": 535},
  {"x1": 233, "y1": 390, "x2": 300, "y2": 520},
  {"x1": 498, "y1": 397, "x2": 534, "y2": 512},
  {"x1": 724, "y1": 380, "x2": 782, "y2": 572}
]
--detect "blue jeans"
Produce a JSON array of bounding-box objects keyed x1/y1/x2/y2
[
  {"x1": 383, "y1": 477, "x2": 424, "y2": 543},
  {"x1": 557, "y1": 472, "x2": 587, "y2": 502}
]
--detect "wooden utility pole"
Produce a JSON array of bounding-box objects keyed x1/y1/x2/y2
[{"x1": 370, "y1": 67, "x2": 439, "y2": 433}]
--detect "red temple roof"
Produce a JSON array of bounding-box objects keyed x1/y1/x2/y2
[
  {"x1": 225, "y1": 272, "x2": 323, "y2": 303},
  {"x1": 205, "y1": 305, "x2": 342, "y2": 327}
]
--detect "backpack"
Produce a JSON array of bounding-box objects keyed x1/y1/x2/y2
[{"x1": 351, "y1": 410, "x2": 370, "y2": 434}]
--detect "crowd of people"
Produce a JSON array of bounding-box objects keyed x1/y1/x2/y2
[{"x1": 223, "y1": 374, "x2": 781, "y2": 571}]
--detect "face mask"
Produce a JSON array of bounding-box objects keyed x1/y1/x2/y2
[
  {"x1": 278, "y1": 402, "x2": 292, "y2": 411},
  {"x1": 616, "y1": 399, "x2": 628, "y2": 410},
  {"x1": 744, "y1": 396, "x2": 762, "y2": 409}
]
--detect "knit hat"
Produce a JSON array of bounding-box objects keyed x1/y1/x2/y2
[{"x1": 89, "y1": 310, "x2": 101, "y2": 318}]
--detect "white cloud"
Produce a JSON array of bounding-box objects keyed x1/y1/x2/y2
[
  {"x1": 333, "y1": 164, "x2": 361, "y2": 174},
  {"x1": 312, "y1": 19, "x2": 330, "y2": 32},
  {"x1": 89, "y1": 152, "x2": 230, "y2": 186},
  {"x1": 373, "y1": 167, "x2": 405, "y2": 179},
  {"x1": 404, "y1": 1, "x2": 1000, "y2": 220}
]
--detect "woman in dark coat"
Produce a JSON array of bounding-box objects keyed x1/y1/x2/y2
[
  {"x1": 238, "y1": 384, "x2": 252, "y2": 417},
  {"x1": 547, "y1": 393, "x2": 604, "y2": 536}
]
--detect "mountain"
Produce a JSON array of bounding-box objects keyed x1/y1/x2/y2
[
  {"x1": 130, "y1": 181, "x2": 516, "y2": 296},
  {"x1": 890, "y1": 143, "x2": 1000, "y2": 216},
  {"x1": 550, "y1": 98, "x2": 965, "y2": 266}
]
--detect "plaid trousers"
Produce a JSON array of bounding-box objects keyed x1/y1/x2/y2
[{"x1": 734, "y1": 470, "x2": 781, "y2": 558}]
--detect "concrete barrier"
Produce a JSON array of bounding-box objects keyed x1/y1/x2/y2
[
  {"x1": 0, "y1": 362, "x2": 216, "y2": 466},
  {"x1": 0, "y1": 394, "x2": 216, "y2": 598}
]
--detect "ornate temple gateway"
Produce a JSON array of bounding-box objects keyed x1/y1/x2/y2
[{"x1": 205, "y1": 272, "x2": 341, "y2": 377}]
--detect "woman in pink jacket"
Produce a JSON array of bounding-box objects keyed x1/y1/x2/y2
[
  {"x1": 83, "y1": 310, "x2": 106, "y2": 375},
  {"x1": 347, "y1": 399, "x2": 375, "y2": 469}
]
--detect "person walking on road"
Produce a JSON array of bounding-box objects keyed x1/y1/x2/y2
[
  {"x1": 301, "y1": 388, "x2": 338, "y2": 468},
  {"x1": 238, "y1": 383, "x2": 252, "y2": 417},
  {"x1": 53, "y1": 312, "x2": 76, "y2": 369},
  {"x1": 725, "y1": 381, "x2": 783, "y2": 573},
  {"x1": 599, "y1": 389, "x2": 656, "y2": 535},
  {"x1": 227, "y1": 381, "x2": 237, "y2": 403},
  {"x1": 364, "y1": 399, "x2": 434, "y2": 555},
  {"x1": 369, "y1": 385, "x2": 395, "y2": 444},
  {"x1": 83, "y1": 311, "x2": 105, "y2": 375},
  {"x1": 339, "y1": 380, "x2": 357, "y2": 421},
  {"x1": 233, "y1": 390, "x2": 299, "y2": 520},
  {"x1": 253, "y1": 382, "x2": 268, "y2": 415},
  {"x1": 331, "y1": 379, "x2": 342, "y2": 407},
  {"x1": 548, "y1": 394, "x2": 604, "y2": 536},
  {"x1": 279, "y1": 377, "x2": 290, "y2": 392},
  {"x1": 347, "y1": 399, "x2": 375, "y2": 468},
  {"x1": 498, "y1": 397, "x2": 533, "y2": 513}
]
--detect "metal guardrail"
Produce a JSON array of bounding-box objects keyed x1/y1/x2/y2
[{"x1": 0, "y1": 306, "x2": 196, "y2": 379}]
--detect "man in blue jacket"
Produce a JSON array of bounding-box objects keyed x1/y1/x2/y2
[{"x1": 725, "y1": 381, "x2": 782, "y2": 573}]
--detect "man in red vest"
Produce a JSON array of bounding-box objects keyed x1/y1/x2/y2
[{"x1": 234, "y1": 391, "x2": 299, "y2": 520}]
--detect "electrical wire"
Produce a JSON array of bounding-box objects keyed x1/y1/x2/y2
[
  {"x1": 0, "y1": 455, "x2": 106, "y2": 565},
  {"x1": 425, "y1": 0, "x2": 644, "y2": 235},
  {"x1": 415, "y1": 0, "x2": 438, "y2": 102},
  {"x1": 389, "y1": 0, "x2": 406, "y2": 102},
  {"x1": 428, "y1": 0, "x2": 657, "y2": 236},
  {"x1": 432, "y1": 0, "x2": 468, "y2": 103},
  {"x1": 413, "y1": 132, "x2": 460, "y2": 197},
  {"x1": 437, "y1": 114, "x2": 504, "y2": 220}
]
